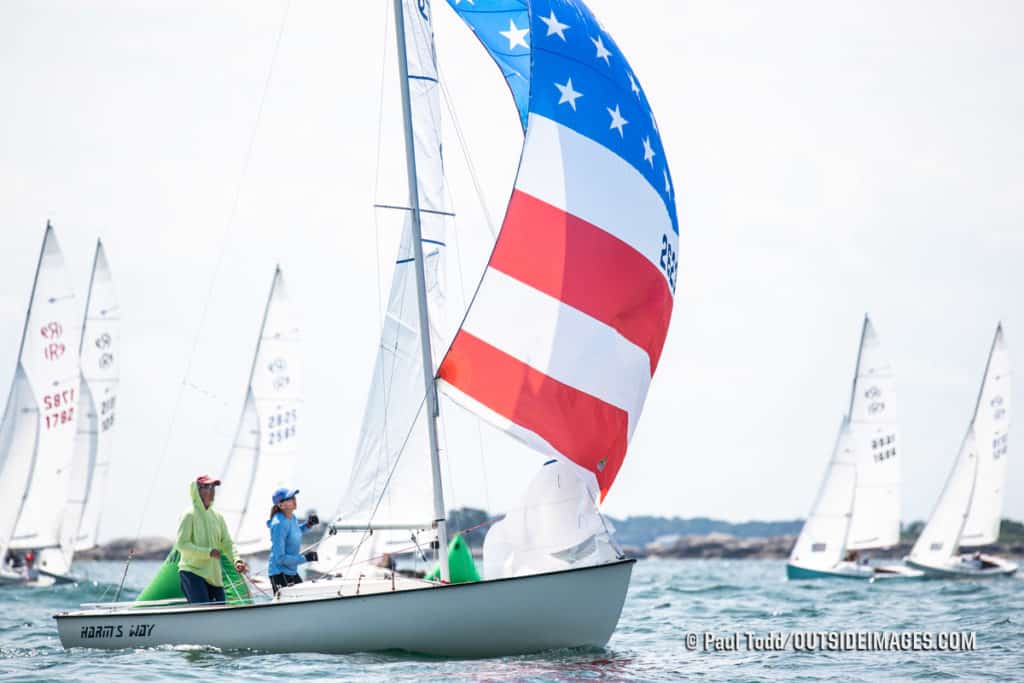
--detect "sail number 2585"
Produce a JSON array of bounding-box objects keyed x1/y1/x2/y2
[{"x1": 659, "y1": 234, "x2": 677, "y2": 293}]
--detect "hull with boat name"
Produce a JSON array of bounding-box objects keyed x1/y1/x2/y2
[{"x1": 56, "y1": 559, "x2": 633, "y2": 656}]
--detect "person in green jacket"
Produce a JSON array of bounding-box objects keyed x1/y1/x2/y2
[{"x1": 177, "y1": 475, "x2": 248, "y2": 605}]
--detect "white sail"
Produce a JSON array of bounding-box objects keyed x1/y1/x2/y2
[
  {"x1": 218, "y1": 267, "x2": 302, "y2": 557},
  {"x1": 315, "y1": 0, "x2": 450, "y2": 574},
  {"x1": 908, "y1": 431, "x2": 979, "y2": 566},
  {"x1": 0, "y1": 225, "x2": 80, "y2": 559},
  {"x1": 789, "y1": 422, "x2": 857, "y2": 570},
  {"x1": 64, "y1": 241, "x2": 120, "y2": 552},
  {"x1": 483, "y1": 460, "x2": 618, "y2": 579},
  {"x1": 790, "y1": 316, "x2": 900, "y2": 569},
  {"x1": 958, "y1": 325, "x2": 1010, "y2": 546},
  {"x1": 844, "y1": 317, "x2": 900, "y2": 550}
]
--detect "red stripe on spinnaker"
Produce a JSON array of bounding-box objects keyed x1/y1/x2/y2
[
  {"x1": 439, "y1": 330, "x2": 627, "y2": 499},
  {"x1": 489, "y1": 190, "x2": 673, "y2": 374}
]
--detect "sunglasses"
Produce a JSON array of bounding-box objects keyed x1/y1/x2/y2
[{"x1": 198, "y1": 484, "x2": 218, "y2": 491}]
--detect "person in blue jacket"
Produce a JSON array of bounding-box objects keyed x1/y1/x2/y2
[{"x1": 267, "y1": 487, "x2": 320, "y2": 594}]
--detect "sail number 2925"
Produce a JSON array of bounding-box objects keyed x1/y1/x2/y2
[{"x1": 659, "y1": 234, "x2": 677, "y2": 293}]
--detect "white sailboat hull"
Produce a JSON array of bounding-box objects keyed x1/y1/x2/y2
[
  {"x1": 55, "y1": 559, "x2": 634, "y2": 656},
  {"x1": 786, "y1": 560, "x2": 923, "y2": 581},
  {"x1": 906, "y1": 554, "x2": 1018, "y2": 578}
]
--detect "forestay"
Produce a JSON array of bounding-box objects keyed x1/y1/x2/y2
[
  {"x1": 66, "y1": 241, "x2": 120, "y2": 552},
  {"x1": 441, "y1": 0, "x2": 679, "y2": 499},
  {"x1": 0, "y1": 225, "x2": 80, "y2": 559},
  {"x1": 218, "y1": 268, "x2": 302, "y2": 556}
]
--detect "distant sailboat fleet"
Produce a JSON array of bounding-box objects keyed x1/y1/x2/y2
[
  {"x1": 0, "y1": 0, "x2": 1013, "y2": 662},
  {"x1": 788, "y1": 317, "x2": 1015, "y2": 580},
  {"x1": 0, "y1": 226, "x2": 118, "y2": 586}
]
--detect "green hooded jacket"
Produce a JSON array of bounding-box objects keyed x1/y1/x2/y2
[{"x1": 176, "y1": 481, "x2": 238, "y2": 587}]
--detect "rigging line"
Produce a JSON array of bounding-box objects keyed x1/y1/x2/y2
[
  {"x1": 320, "y1": 394, "x2": 429, "y2": 579},
  {"x1": 119, "y1": 0, "x2": 293, "y2": 579},
  {"x1": 435, "y1": 64, "x2": 498, "y2": 239},
  {"x1": 368, "y1": 0, "x2": 394, "y2": 517}
]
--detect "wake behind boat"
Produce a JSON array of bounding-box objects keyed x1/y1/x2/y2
[
  {"x1": 906, "y1": 325, "x2": 1016, "y2": 578},
  {"x1": 57, "y1": 0, "x2": 679, "y2": 656},
  {"x1": 787, "y1": 316, "x2": 921, "y2": 580}
]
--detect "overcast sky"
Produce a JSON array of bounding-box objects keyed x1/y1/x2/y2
[{"x1": 1, "y1": 1, "x2": 1022, "y2": 543}]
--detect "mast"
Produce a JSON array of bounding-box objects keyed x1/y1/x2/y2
[
  {"x1": 392, "y1": 0, "x2": 449, "y2": 583},
  {"x1": 846, "y1": 314, "x2": 869, "y2": 417},
  {"x1": 969, "y1": 323, "x2": 1002, "y2": 425}
]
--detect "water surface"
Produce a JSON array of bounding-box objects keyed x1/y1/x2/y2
[{"x1": 2, "y1": 559, "x2": 1020, "y2": 681}]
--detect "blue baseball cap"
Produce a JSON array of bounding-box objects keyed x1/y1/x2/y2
[{"x1": 272, "y1": 487, "x2": 300, "y2": 504}]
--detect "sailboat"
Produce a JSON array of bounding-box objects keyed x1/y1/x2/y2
[
  {"x1": 906, "y1": 325, "x2": 1016, "y2": 578},
  {"x1": 63, "y1": 241, "x2": 121, "y2": 562},
  {"x1": 50, "y1": 239, "x2": 123, "y2": 579},
  {"x1": 216, "y1": 266, "x2": 301, "y2": 560},
  {"x1": 0, "y1": 224, "x2": 81, "y2": 586},
  {"x1": 56, "y1": 0, "x2": 678, "y2": 656},
  {"x1": 787, "y1": 316, "x2": 922, "y2": 580}
]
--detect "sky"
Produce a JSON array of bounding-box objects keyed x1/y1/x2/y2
[{"x1": 1, "y1": 1, "x2": 1022, "y2": 543}]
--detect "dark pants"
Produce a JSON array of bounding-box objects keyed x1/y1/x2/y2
[
  {"x1": 269, "y1": 573, "x2": 302, "y2": 595},
  {"x1": 179, "y1": 570, "x2": 226, "y2": 605}
]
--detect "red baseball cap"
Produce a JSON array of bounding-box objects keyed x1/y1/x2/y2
[{"x1": 196, "y1": 475, "x2": 221, "y2": 486}]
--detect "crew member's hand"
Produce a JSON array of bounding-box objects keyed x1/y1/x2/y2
[
  {"x1": 306, "y1": 514, "x2": 320, "y2": 528},
  {"x1": 303, "y1": 551, "x2": 319, "y2": 563},
  {"x1": 235, "y1": 559, "x2": 248, "y2": 574},
  {"x1": 210, "y1": 548, "x2": 221, "y2": 559}
]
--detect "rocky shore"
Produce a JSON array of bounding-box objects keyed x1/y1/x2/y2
[
  {"x1": 77, "y1": 532, "x2": 1024, "y2": 563},
  {"x1": 75, "y1": 537, "x2": 173, "y2": 561}
]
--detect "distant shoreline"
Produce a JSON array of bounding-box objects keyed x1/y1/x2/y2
[{"x1": 77, "y1": 518, "x2": 1024, "y2": 565}]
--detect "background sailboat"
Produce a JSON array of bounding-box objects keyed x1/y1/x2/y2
[
  {"x1": 217, "y1": 267, "x2": 302, "y2": 559},
  {"x1": 62, "y1": 240, "x2": 120, "y2": 570},
  {"x1": 57, "y1": 0, "x2": 676, "y2": 655},
  {"x1": 0, "y1": 224, "x2": 81, "y2": 585},
  {"x1": 907, "y1": 324, "x2": 1016, "y2": 577},
  {"x1": 787, "y1": 316, "x2": 921, "y2": 579}
]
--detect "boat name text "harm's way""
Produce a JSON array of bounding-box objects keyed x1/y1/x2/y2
[{"x1": 79, "y1": 624, "x2": 155, "y2": 639}]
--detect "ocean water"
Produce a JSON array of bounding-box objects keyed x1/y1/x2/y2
[{"x1": 2, "y1": 559, "x2": 1021, "y2": 682}]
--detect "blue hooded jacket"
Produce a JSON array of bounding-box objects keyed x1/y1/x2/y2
[{"x1": 267, "y1": 512, "x2": 309, "y2": 576}]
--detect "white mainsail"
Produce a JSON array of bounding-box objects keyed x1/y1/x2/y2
[
  {"x1": 789, "y1": 316, "x2": 900, "y2": 570},
  {"x1": 958, "y1": 324, "x2": 1010, "y2": 546},
  {"x1": 65, "y1": 240, "x2": 120, "y2": 552},
  {"x1": 218, "y1": 267, "x2": 302, "y2": 557},
  {"x1": 844, "y1": 316, "x2": 900, "y2": 550},
  {"x1": 910, "y1": 324, "x2": 1010, "y2": 564},
  {"x1": 314, "y1": 0, "x2": 450, "y2": 574},
  {"x1": 0, "y1": 225, "x2": 80, "y2": 566}
]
